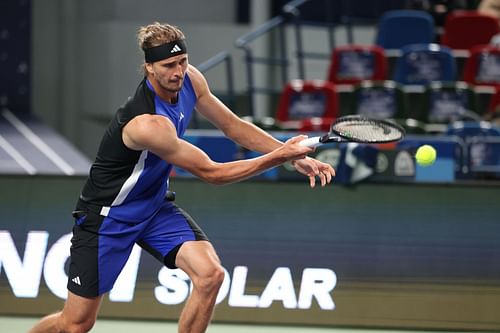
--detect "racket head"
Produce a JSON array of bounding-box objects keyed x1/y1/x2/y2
[{"x1": 323, "y1": 115, "x2": 406, "y2": 144}]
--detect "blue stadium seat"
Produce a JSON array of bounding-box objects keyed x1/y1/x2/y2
[
  {"x1": 375, "y1": 10, "x2": 435, "y2": 51},
  {"x1": 446, "y1": 121, "x2": 500, "y2": 141},
  {"x1": 393, "y1": 43, "x2": 457, "y2": 85},
  {"x1": 446, "y1": 121, "x2": 500, "y2": 178},
  {"x1": 467, "y1": 136, "x2": 500, "y2": 178}
]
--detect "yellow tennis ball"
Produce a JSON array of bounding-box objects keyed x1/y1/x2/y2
[{"x1": 415, "y1": 145, "x2": 436, "y2": 166}]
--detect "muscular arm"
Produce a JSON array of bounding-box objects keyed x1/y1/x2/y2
[
  {"x1": 188, "y1": 66, "x2": 282, "y2": 153},
  {"x1": 187, "y1": 65, "x2": 335, "y2": 187},
  {"x1": 122, "y1": 114, "x2": 312, "y2": 185}
]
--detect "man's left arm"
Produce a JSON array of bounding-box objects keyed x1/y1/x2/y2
[{"x1": 189, "y1": 65, "x2": 335, "y2": 187}]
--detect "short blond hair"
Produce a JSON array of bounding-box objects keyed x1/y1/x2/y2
[
  {"x1": 137, "y1": 22, "x2": 186, "y2": 74},
  {"x1": 137, "y1": 22, "x2": 185, "y2": 51}
]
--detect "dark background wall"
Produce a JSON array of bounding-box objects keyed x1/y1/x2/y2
[{"x1": 0, "y1": 0, "x2": 31, "y2": 113}]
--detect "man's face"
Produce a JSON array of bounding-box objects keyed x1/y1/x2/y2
[{"x1": 147, "y1": 54, "x2": 189, "y2": 94}]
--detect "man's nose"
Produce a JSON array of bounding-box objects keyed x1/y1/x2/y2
[{"x1": 174, "y1": 64, "x2": 184, "y2": 77}]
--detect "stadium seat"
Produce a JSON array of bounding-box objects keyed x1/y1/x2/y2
[
  {"x1": 348, "y1": 80, "x2": 408, "y2": 120},
  {"x1": 375, "y1": 10, "x2": 435, "y2": 51},
  {"x1": 276, "y1": 80, "x2": 339, "y2": 131},
  {"x1": 463, "y1": 44, "x2": 500, "y2": 87},
  {"x1": 490, "y1": 33, "x2": 500, "y2": 46},
  {"x1": 327, "y1": 45, "x2": 388, "y2": 85},
  {"x1": 487, "y1": 86, "x2": 500, "y2": 112},
  {"x1": 447, "y1": 122, "x2": 500, "y2": 178},
  {"x1": 466, "y1": 136, "x2": 500, "y2": 178},
  {"x1": 441, "y1": 11, "x2": 500, "y2": 50},
  {"x1": 447, "y1": 120, "x2": 500, "y2": 140},
  {"x1": 393, "y1": 43, "x2": 457, "y2": 85},
  {"x1": 423, "y1": 81, "x2": 479, "y2": 124}
]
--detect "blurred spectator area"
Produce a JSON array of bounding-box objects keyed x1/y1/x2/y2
[
  {"x1": 0, "y1": 0, "x2": 31, "y2": 113},
  {"x1": 3, "y1": 0, "x2": 499, "y2": 181},
  {"x1": 229, "y1": 0, "x2": 499, "y2": 182}
]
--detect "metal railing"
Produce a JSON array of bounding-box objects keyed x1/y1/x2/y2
[
  {"x1": 283, "y1": 0, "x2": 337, "y2": 79},
  {"x1": 235, "y1": 15, "x2": 290, "y2": 118},
  {"x1": 194, "y1": 51, "x2": 235, "y2": 128},
  {"x1": 197, "y1": 50, "x2": 235, "y2": 108},
  {"x1": 235, "y1": 0, "x2": 351, "y2": 118}
]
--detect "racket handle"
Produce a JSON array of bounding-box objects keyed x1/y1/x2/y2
[{"x1": 299, "y1": 136, "x2": 322, "y2": 147}]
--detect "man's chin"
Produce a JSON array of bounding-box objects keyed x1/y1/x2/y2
[
  {"x1": 166, "y1": 87, "x2": 181, "y2": 94},
  {"x1": 165, "y1": 82, "x2": 182, "y2": 93}
]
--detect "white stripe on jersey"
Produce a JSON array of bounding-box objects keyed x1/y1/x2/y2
[{"x1": 100, "y1": 150, "x2": 148, "y2": 216}]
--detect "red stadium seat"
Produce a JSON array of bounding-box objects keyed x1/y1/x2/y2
[
  {"x1": 276, "y1": 80, "x2": 339, "y2": 131},
  {"x1": 327, "y1": 45, "x2": 388, "y2": 85},
  {"x1": 463, "y1": 44, "x2": 500, "y2": 87},
  {"x1": 487, "y1": 86, "x2": 500, "y2": 113},
  {"x1": 441, "y1": 11, "x2": 500, "y2": 50}
]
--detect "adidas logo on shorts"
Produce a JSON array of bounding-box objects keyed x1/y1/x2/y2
[{"x1": 71, "y1": 276, "x2": 81, "y2": 286}]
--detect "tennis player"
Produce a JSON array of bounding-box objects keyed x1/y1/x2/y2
[{"x1": 28, "y1": 22, "x2": 335, "y2": 333}]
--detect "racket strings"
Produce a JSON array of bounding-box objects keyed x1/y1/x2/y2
[{"x1": 332, "y1": 120, "x2": 403, "y2": 142}]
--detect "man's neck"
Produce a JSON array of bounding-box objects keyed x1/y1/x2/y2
[{"x1": 147, "y1": 77, "x2": 179, "y2": 104}]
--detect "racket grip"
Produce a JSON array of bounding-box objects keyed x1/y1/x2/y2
[{"x1": 299, "y1": 136, "x2": 321, "y2": 147}]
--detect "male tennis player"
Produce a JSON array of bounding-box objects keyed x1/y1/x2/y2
[{"x1": 28, "y1": 22, "x2": 335, "y2": 333}]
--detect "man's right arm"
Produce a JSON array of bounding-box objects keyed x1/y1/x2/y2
[{"x1": 122, "y1": 114, "x2": 313, "y2": 185}]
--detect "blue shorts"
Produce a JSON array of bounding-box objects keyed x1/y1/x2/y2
[{"x1": 67, "y1": 200, "x2": 208, "y2": 298}]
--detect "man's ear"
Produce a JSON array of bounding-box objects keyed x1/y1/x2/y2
[{"x1": 145, "y1": 63, "x2": 154, "y2": 75}]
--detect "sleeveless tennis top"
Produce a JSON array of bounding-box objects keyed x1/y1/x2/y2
[{"x1": 77, "y1": 74, "x2": 197, "y2": 222}]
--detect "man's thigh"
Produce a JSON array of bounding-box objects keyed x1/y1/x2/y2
[
  {"x1": 138, "y1": 202, "x2": 208, "y2": 269},
  {"x1": 69, "y1": 210, "x2": 146, "y2": 296}
]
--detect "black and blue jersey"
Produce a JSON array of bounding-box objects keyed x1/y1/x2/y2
[
  {"x1": 68, "y1": 74, "x2": 207, "y2": 298},
  {"x1": 77, "y1": 75, "x2": 196, "y2": 222}
]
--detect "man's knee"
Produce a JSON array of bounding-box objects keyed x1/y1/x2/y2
[
  {"x1": 59, "y1": 314, "x2": 96, "y2": 333},
  {"x1": 193, "y1": 264, "x2": 225, "y2": 293}
]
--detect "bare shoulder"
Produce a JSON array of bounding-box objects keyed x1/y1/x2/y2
[
  {"x1": 187, "y1": 64, "x2": 210, "y2": 98},
  {"x1": 123, "y1": 114, "x2": 176, "y2": 151},
  {"x1": 128, "y1": 113, "x2": 173, "y2": 132}
]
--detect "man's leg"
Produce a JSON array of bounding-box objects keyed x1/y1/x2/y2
[
  {"x1": 175, "y1": 240, "x2": 224, "y2": 333},
  {"x1": 28, "y1": 291, "x2": 102, "y2": 333}
]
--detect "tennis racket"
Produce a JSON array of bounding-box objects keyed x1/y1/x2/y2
[{"x1": 299, "y1": 115, "x2": 405, "y2": 147}]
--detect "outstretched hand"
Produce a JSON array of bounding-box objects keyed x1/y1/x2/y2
[
  {"x1": 280, "y1": 135, "x2": 315, "y2": 161},
  {"x1": 292, "y1": 156, "x2": 335, "y2": 188}
]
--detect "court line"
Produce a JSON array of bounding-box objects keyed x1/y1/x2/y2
[
  {"x1": 0, "y1": 134, "x2": 37, "y2": 175},
  {"x1": 2, "y1": 110, "x2": 75, "y2": 175}
]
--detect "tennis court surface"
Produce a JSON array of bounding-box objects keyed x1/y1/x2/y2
[{"x1": 0, "y1": 316, "x2": 479, "y2": 333}]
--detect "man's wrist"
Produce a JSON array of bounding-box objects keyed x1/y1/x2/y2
[{"x1": 291, "y1": 158, "x2": 305, "y2": 168}]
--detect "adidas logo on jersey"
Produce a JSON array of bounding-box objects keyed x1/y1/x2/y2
[
  {"x1": 170, "y1": 44, "x2": 182, "y2": 53},
  {"x1": 71, "y1": 276, "x2": 81, "y2": 286}
]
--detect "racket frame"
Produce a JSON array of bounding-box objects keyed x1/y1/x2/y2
[{"x1": 300, "y1": 115, "x2": 405, "y2": 147}]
